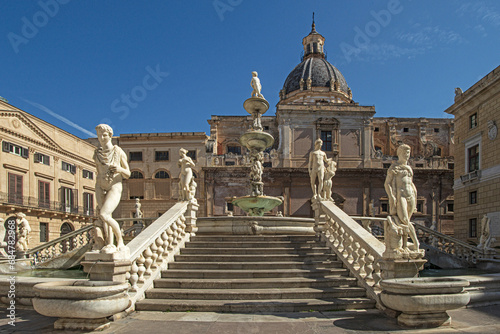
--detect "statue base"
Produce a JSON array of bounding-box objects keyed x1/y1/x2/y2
[
  {"x1": 379, "y1": 258, "x2": 427, "y2": 280},
  {"x1": 82, "y1": 249, "x2": 131, "y2": 282}
]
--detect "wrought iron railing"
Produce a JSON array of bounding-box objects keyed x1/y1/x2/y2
[{"x1": 0, "y1": 192, "x2": 95, "y2": 216}]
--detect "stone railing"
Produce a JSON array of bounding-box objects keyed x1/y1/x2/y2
[
  {"x1": 352, "y1": 216, "x2": 495, "y2": 267},
  {"x1": 124, "y1": 201, "x2": 198, "y2": 306},
  {"x1": 26, "y1": 225, "x2": 93, "y2": 265},
  {"x1": 313, "y1": 200, "x2": 385, "y2": 304}
]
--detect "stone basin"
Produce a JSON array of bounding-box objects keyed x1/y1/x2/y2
[
  {"x1": 33, "y1": 280, "x2": 130, "y2": 330},
  {"x1": 239, "y1": 131, "x2": 274, "y2": 151},
  {"x1": 232, "y1": 195, "x2": 283, "y2": 217},
  {"x1": 243, "y1": 97, "x2": 269, "y2": 115},
  {"x1": 380, "y1": 277, "x2": 470, "y2": 328}
]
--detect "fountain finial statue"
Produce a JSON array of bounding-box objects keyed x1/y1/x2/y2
[
  {"x1": 251, "y1": 71, "x2": 264, "y2": 98},
  {"x1": 308, "y1": 138, "x2": 329, "y2": 199}
]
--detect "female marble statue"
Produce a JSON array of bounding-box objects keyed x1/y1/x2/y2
[
  {"x1": 94, "y1": 124, "x2": 131, "y2": 253},
  {"x1": 15, "y1": 213, "x2": 31, "y2": 251},
  {"x1": 134, "y1": 198, "x2": 143, "y2": 219},
  {"x1": 178, "y1": 148, "x2": 195, "y2": 201},
  {"x1": 321, "y1": 158, "x2": 337, "y2": 201}
]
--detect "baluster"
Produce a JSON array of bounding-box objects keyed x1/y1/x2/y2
[
  {"x1": 143, "y1": 247, "x2": 153, "y2": 275},
  {"x1": 331, "y1": 219, "x2": 340, "y2": 247},
  {"x1": 161, "y1": 231, "x2": 170, "y2": 256},
  {"x1": 337, "y1": 225, "x2": 345, "y2": 253},
  {"x1": 129, "y1": 260, "x2": 139, "y2": 291},
  {"x1": 372, "y1": 260, "x2": 382, "y2": 287},
  {"x1": 357, "y1": 247, "x2": 367, "y2": 277},
  {"x1": 178, "y1": 215, "x2": 186, "y2": 237},
  {"x1": 155, "y1": 236, "x2": 165, "y2": 263},
  {"x1": 171, "y1": 222, "x2": 179, "y2": 246},
  {"x1": 150, "y1": 241, "x2": 159, "y2": 269},
  {"x1": 346, "y1": 235, "x2": 355, "y2": 264},
  {"x1": 341, "y1": 229, "x2": 350, "y2": 259},
  {"x1": 351, "y1": 241, "x2": 361, "y2": 269},
  {"x1": 167, "y1": 226, "x2": 175, "y2": 250},
  {"x1": 137, "y1": 253, "x2": 146, "y2": 283},
  {"x1": 364, "y1": 252, "x2": 374, "y2": 281}
]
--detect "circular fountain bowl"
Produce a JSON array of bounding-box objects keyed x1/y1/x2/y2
[
  {"x1": 232, "y1": 195, "x2": 283, "y2": 216},
  {"x1": 239, "y1": 131, "x2": 274, "y2": 151},
  {"x1": 33, "y1": 280, "x2": 130, "y2": 319},
  {"x1": 380, "y1": 277, "x2": 470, "y2": 328},
  {"x1": 243, "y1": 97, "x2": 269, "y2": 115}
]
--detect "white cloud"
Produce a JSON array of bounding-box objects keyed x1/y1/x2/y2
[
  {"x1": 348, "y1": 43, "x2": 427, "y2": 63},
  {"x1": 397, "y1": 26, "x2": 464, "y2": 46},
  {"x1": 457, "y1": 2, "x2": 500, "y2": 27}
]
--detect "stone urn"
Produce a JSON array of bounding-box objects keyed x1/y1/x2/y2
[
  {"x1": 380, "y1": 277, "x2": 470, "y2": 328},
  {"x1": 33, "y1": 280, "x2": 130, "y2": 331}
]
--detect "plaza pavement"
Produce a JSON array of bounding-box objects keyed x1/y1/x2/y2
[{"x1": 1, "y1": 305, "x2": 499, "y2": 334}]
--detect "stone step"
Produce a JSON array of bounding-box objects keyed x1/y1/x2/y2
[
  {"x1": 179, "y1": 247, "x2": 332, "y2": 255},
  {"x1": 145, "y1": 287, "x2": 367, "y2": 300},
  {"x1": 168, "y1": 261, "x2": 344, "y2": 270},
  {"x1": 191, "y1": 235, "x2": 319, "y2": 242},
  {"x1": 174, "y1": 254, "x2": 336, "y2": 262},
  {"x1": 186, "y1": 241, "x2": 324, "y2": 248},
  {"x1": 135, "y1": 297, "x2": 376, "y2": 313},
  {"x1": 154, "y1": 276, "x2": 358, "y2": 289},
  {"x1": 161, "y1": 268, "x2": 349, "y2": 279}
]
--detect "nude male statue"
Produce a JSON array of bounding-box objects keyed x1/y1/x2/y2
[
  {"x1": 309, "y1": 138, "x2": 329, "y2": 199},
  {"x1": 384, "y1": 144, "x2": 420, "y2": 250},
  {"x1": 251, "y1": 71, "x2": 264, "y2": 98},
  {"x1": 94, "y1": 124, "x2": 131, "y2": 253}
]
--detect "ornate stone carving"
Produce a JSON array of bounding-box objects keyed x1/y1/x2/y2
[
  {"x1": 15, "y1": 212, "x2": 31, "y2": 252},
  {"x1": 299, "y1": 78, "x2": 304, "y2": 91},
  {"x1": 488, "y1": 120, "x2": 498, "y2": 140},
  {"x1": 178, "y1": 148, "x2": 197, "y2": 203},
  {"x1": 306, "y1": 77, "x2": 312, "y2": 90},
  {"x1": 321, "y1": 158, "x2": 337, "y2": 201},
  {"x1": 477, "y1": 214, "x2": 496, "y2": 250}
]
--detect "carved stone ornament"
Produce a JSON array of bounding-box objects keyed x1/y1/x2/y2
[{"x1": 488, "y1": 120, "x2": 498, "y2": 140}]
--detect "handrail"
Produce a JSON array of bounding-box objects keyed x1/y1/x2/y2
[
  {"x1": 26, "y1": 225, "x2": 93, "y2": 255},
  {"x1": 315, "y1": 200, "x2": 385, "y2": 304}
]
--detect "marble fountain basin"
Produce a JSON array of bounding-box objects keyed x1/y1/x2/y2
[
  {"x1": 232, "y1": 195, "x2": 283, "y2": 217},
  {"x1": 33, "y1": 280, "x2": 130, "y2": 321},
  {"x1": 380, "y1": 277, "x2": 470, "y2": 328},
  {"x1": 239, "y1": 130, "x2": 274, "y2": 151}
]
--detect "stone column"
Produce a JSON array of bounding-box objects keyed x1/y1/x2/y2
[{"x1": 185, "y1": 201, "x2": 199, "y2": 236}]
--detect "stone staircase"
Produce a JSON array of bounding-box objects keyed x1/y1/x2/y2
[{"x1": 135, "y1": 234, "x2": 376, "y2": 313}]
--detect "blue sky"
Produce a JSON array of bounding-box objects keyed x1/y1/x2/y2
[{"x1": 1, "y1": 0, "x2": 499, "y2": 138}]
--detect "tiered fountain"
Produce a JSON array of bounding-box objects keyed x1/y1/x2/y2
[{"x1": 232, "y1": 72, "x2": 283, "y2": 216}]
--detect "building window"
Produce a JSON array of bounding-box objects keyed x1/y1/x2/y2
[
  {"x1": 34, "y1": 152, "x2": 50, "y2": 165},
  {"x1": 187, "y1": 150, "x2": 197, "y2": 161},
  {"x1": 225, "y1": 161, "x2": 235, "y2": 166},
  {"x1": 416, "y1": 201, "x2": 424, "y2": 213},
  {"x1": 227, "y1": 145, "x2": 241, "y2": 155},
  {"x1": 470, "y1": 113, "x2": 478, "y2": 129},
  {"x1": 2, "y1": 141, "x2": 29, "y2": 158},
  {"x1": 374, "y1": 127, "x2": 380, "y2": 132},
  {"x1": 468, "y1": 145, "x2": 479, "y2": 172},
  {"x1": 469, "y1": 218, "x2": 477, "y2": 238},
  {"x1": 383, "y1": 163, "x2": 391, "y2": 169},
  {"x1": 263, "y1": 126, "x2": 270, "y2": 131},
  {"x1": 434, "y1": 128, "x2": 440, "y2": 133},
  {"x1": 448, "y1": 163, "x2": 454, "y2": 170},
  {"x1": 62, "y1": 161, "x2": 76, "y2": 174},
  {"x1": 469, "y1": 191, "x2": 477, "y2": 205},
  {"x1": 403, "y1": 128, "x2": 409, "y2": 133},
  {"x1": 155, "y1": 171, "x2": 170, "y2": 179},
  {"x1": 320, "y1": 131, "x2": 332, "y2": 151},
  {"x1": 446, "y1": 202, "x2": 454, "y2": 213},
  {"x1": 227, "y1": 202, "x2": 234, "y2": 212},
  {"x1": 415, "y1": 163, "x2": 424, "y2": 168},
  {"x1": 40, "y1": 223, "x2": 49, "y2": 242},
  {"x1": 129, "y1": 152, "x2": 142, "y2": 161},
  {"x1": 130, "y1": 171, "x2": 144, "y2": 179},
  {"x1": 82, "y1": 169, "x2": 94, "y2": 180},
  {"x1": 38, "y1": 180, "x2": 50, "y2": 208},
  {"x1": 60, "y1": 187, "x2": 77, "y2": 213},
  {"x1": 83, "y1": 192, "x2": 94, "y2": 215},
  {"x1": 380, "y1": 201, "x2": 389, "y2": 213},
  {"x1": 155, "y1": 151, "x2": 169, "y2": 161},
  {"x1": 8, "y1": 173, "x2": 23, "y2": 205},
  {"x1": 263, "y1": 162, "x2": 272, "y2": 168}
]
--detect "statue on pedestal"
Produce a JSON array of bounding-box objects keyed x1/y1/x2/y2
[
  {"x1": 383, "y1": 144, "x2": 423, "y2": 259},
  {"x1": 134, "y1": 198, "x2": 143, "y2": 219},
  {"x1": 178, "y1": 148, "x2": 196, "y2": 202},
  {"x1": 93, "y1": 124, "x2": 130, "y2": 254},
  {"x1": 308, "y1": 138, "x2": 329, "y2": 199},
  {"x1": 478, "y1": 214, "x2": 495, "y2": 250}
]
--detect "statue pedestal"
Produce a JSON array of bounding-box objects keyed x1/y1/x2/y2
[
  {"x1": 82, "y1": 250, "x2": 131, "y2": 282},
  {"x1": 379, "y1": 258, "x2": 427, "y2": 280}
]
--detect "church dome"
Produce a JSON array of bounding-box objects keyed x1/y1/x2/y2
[{"x1": 281, "y1": 20, "x2": 352, "y2": 100}]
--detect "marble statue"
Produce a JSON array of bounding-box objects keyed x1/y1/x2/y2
[
  {"x1": 178, "y1": 148, "x2": 196, "y2": 201},
  {"x1": 477, "y1": 214, "x2": 495, "y2": 250},
  {"x1": 384, "y1": 144, "x2": 422, "y2": 256},
  {"x1": 15, "y1": 212, "x2": 31, "y2": 252},
  {"x1": 93, "y1": 124, "x2": 131, "y2": 253},
  {"x1": 308, "y1": 138, "x2": 329, "y2": 199},
  {"x1": 134, "y1": 198, "x2": 143, "y2": 219},
  {"x1": 251, "y1": 71, "x2": 264, "y2": 98},
  {"x1": 321, "y1": 158, "x2": 337, "y2": 201}
]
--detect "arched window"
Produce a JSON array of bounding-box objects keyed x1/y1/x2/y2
[
  {"x1": 130, "y1": 171, "x2": 144, "y2": 179},
  {"x1": 227, "y1": 145, "x2": 241, "y2": 155},
  {"x1": 60, "y1": 222, "x2": 74, "y2": 236},
  {"x1": 155, "y1": 171, "x2": 170, "y2": 179}
]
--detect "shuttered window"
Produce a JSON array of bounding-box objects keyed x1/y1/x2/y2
[
  {"x1": 8, "y1": 173, "x2": 23, "y2": 204},
  {"x1": 39, "y1": 181, "x2": 50, "y2": 208}
]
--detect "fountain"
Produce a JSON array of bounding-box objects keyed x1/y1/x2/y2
[{"x1": 232, "y1": 72, "x2": 283, "y2": 216}]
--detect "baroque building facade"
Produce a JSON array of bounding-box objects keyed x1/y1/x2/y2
[
  {"x1": 202, "y1": 24, "x2": 455, "y2": 234},
  {"x1": 0, "y1": 100, "x2": 96, "y2": 248},
  {"x1": 445, "y1": 65, "x2": 500, "y2": 246}
]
